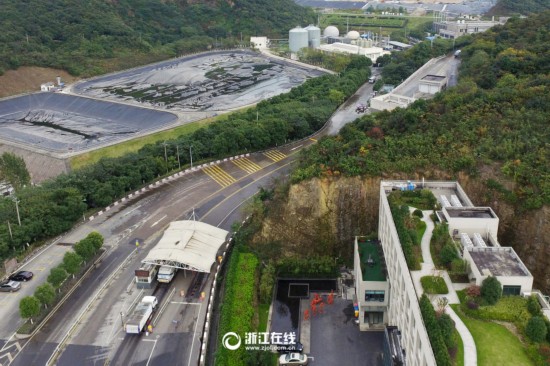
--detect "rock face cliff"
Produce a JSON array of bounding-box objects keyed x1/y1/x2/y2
[{"x1": 254, "y1": 175, "x2": 550, "y2": 293}]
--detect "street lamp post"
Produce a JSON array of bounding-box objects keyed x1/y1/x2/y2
[
  {"x1": 120, "y1": 312, "x2": 124, "y2": 327},
  {"x1": 189, "y1": 145, "x2": 193, "y2": 169}
]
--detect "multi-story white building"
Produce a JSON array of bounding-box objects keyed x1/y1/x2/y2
[{"x1": 353, "y1": 180, "x2": 534, "y2": 365}]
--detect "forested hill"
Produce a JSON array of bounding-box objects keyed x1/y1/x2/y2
[
  {"x1": 293, "y1": 11, "x2": 550, "y2": 211},
  {"x1": 489, "y1": 0, "x2": 550, "y2": 15},
  {"x1": 0, "y1": 0, "x2": 315, "y2": 76}
]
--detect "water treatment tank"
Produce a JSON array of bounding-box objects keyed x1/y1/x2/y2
[
  {"x1": 289, "y1": 27, "x2": 309, "y2": 53},
  {"x1": 346, "y1": 30, "x2": 360, "y2": 40},
  {"x1": 305, "y1": 25, "x2": 321, "y2": 48},
  {"x1": 323, "y1": 25, "x2": 340, "y2": 38}
]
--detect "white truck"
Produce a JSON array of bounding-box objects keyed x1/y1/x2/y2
[
  {"x1": 157, "y1": 265, "x2": 177, "y2": 283},
  {"x1": 125, "y1": 296, "x2": 158, "y2": 334}
]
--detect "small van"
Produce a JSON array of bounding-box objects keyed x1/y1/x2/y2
[{"x1": 368, "y1": 76, "x2": 376, "y2": 84}]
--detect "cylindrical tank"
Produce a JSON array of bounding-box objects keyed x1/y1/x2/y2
[
  {"x1": 289, "y1": 27, "x2": 309, "y2": 53},
  {"x1": 323, "y1": 25, "x2": 339, "y2": 38},
  {"x1": 305, "y1": 25, "x2": 321, "y2": 48}
]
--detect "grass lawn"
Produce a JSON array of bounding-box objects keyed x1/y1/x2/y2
[
  {"x1": 451, "y1": 305, "x2": 533, "y2": 366},
  {"x1": 258, "y1": 303, "x2": 270, "y2": 332},
  {"x1": 453, "y1": 328, "x2": 464, "y2": 366}
]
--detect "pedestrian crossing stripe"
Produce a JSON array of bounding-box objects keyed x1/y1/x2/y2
[
  {"x1": 232, "y1": 158, "x2": 262, "y2": 174},
  {"x1": 263, "y1": 150, "x2": 286, "y2": 162},
  {"x1": 203, "y1": 165, "x2": 237, "y2": 187}
]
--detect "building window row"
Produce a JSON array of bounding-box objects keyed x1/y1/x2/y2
[{"x1": 365, "y1": 290, "x2": 385, "y2": 302}]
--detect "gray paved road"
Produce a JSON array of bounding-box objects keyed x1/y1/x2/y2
[{"x1": 3, "y1": 63, "x2": 378, "y2": 366}]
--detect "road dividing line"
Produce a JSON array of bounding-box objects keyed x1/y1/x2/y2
[
  {"x1": 263, "y1": 150, "x2": 286, "y2": 162},
  {"x1": 309, "y1": 138, "x2": 317, "y2": 142},
  {"x1": 232, "y1": 158, "x2": 261, "y2": 174},
  {"x1": 290, "y1": 144, "x2": 303, "y2": 151},
  {"x1": 203, "y1": 166, "x2": 236, "y2": 187},
  {"x1": 150, "y1": 214, "x2": 167, "y2": 227},
  {"x1": 145, "y1": 339, "x2": 158, "y2": 366},
  {"x1": 187, "y1": 302, "x2": 203, "y2": 366},
  {"x1": 170, "y1": 301, "x2": 201, "y2": 305}
]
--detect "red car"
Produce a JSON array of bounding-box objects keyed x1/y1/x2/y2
[{"x1": 9, "y1": 270, "x2": 34, "y2": 282}]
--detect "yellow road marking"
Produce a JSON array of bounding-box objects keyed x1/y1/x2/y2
[
  {"x1": 232, "y1": 158, "x2": 262, "y2": 174},
  {"x1": 263, "y1": 150, "x2": 286, "y2": 162},
  {"x1": 203, "y1": 165, "x2": 236, "y2": 187},
  {"x1": 310, "y1": 138, "x2": 317, "y2": 142}
]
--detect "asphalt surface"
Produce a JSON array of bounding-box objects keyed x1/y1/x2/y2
[
  {"x1": 310, "y1": 298, "x2": 383, "y2": 366},
  {"x1": 1, "y1": 63, "x2": 377, "y2": 366}
]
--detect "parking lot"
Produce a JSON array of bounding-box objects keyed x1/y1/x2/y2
[{"x1": 306, "y1": 297, "x2": 383, "y2": 365}]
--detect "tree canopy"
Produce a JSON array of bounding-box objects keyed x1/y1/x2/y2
[{"x1": 0, "y1": 0, "x2": 315, "y2": 76}]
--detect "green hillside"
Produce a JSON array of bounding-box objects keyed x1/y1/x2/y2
[
  {"x1": 489, "y1": 0, "x2": 550, "y2": 15},
  {"x1": 0, "y1": 0, "x2": 315, "y2": 76},
  {"x1": 293, "y1": 12, "x2": 550, "y2": 211}
]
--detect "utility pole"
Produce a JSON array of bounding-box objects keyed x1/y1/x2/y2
[
  {"x1": 162, "y1": 141, "x2": 168, "y2": 172},
  {"x1": 15, "y1": 199, "x2": 21, "y2": 226},
  {"x1": 176, "y1": 145, "x2": 181, "y2": 169},
  {"x1": 189, "y1": 145, "x2": 193, "y2": 168},
  {"x1": 7, "y1": 221, "x2": 13, "y2": 240}
]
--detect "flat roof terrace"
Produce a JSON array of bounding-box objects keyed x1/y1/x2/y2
[
  {"x1": 468, "y1": 247, "x2": 531, "y2": 277},
  {"x1": 358, "y1": 240, "x2": 386, "y2": 282},
  {"x1": 446, "y1": 207, "x2": 496, "y2": 219}
]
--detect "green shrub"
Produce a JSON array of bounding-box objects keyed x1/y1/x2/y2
[
  {"x1": 481, "y1": 276, "x2": 502, "y2": 305},
  {"x1": 473, "y1": 296, "x2": 530, "y2": 323},
  {"x1": 439, "y1": 243, "x2": 459, "y2": 267},
  {"x1": 527, "y1": 295, "x2": 542, "y2": 316},
  {"x1": 419, "y1": 294, "x2": 452, "y2": 366},
  {"x1": 413, "y1": 209, "x2": 423, "y2": 217},
  {"x1": 526, "y1": 316, "x2": 547, "y2": 343},
  {"x1": 421, "y1": 276, "x2": 449, "y2": 294}
]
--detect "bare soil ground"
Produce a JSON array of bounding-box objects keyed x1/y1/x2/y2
[{"x1": 0, "y1": 67, "x2": 78, "y2": 98}]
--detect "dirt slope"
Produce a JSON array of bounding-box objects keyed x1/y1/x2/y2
[{"x1": 0, "y1": 67, "x2": 78, "y2": 98}]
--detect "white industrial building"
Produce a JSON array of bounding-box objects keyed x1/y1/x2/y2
[
  {"x1": 250, "y1": 37, "x2": 268, "y2": 50},
  {"x1": 434, "y1": 17, "x2": 508, "y2": 39},
  {"x1": 318, "y1": 43, "x2": 390, "y2": 63}
]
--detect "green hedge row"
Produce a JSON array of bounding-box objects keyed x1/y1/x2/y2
[
  {"x1": 216, "y1": 251, "x2": 259, "y2": 366},
  {"x1": 421, "y1": 276, "x2": 449, "y2": 295}
]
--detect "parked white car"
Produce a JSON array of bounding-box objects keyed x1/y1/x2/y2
[{"x1": 279, "y1": 352, "x2": 308, "y2": 365}]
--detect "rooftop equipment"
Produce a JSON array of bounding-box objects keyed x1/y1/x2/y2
[
  {"x1": 440, "y1": 195, "x2": 451, "y2": 208},
  {"x1": 460, "y1": 233, "x2": 473, "y2": 248},
  {"x1": 473, "y1": 232, "x2": 487, "y2": 247},
  {"x1": 450, "y1": 195, "x2": 463, "y2": 207}
]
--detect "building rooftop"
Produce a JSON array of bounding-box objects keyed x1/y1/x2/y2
[
  {"x1": 359, "y1": 240, "x2": 386, "y2": 282},
  {"x1": 445, "y1": 207, "x2": 496, "y2": 219},
  {"x1": 421, "y1": 74, "x2": 446, "y2": 82},
  {"x1": 468, "y1": 247, "x2": 531, "y2": 277}
]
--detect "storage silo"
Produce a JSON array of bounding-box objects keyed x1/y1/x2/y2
[
  {"x1": 305, "y1": 25, "x2": 321, "y2": 48},
  {"x1": 289, "y1": 27, "x2": 309, "y2": 53}
]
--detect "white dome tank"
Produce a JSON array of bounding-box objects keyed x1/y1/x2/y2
[
  {"x1": 289, "y1": 27, "x2": 309, "y2": 52},
  {"x1": 346, "y1": 30, "x2": 360, "y2": 40},
  {"x1": 305, "y1": 25, "x2": 321, "y2": 48},
  {"x1": 323, "y1": 26, "x2": 339, "y2": 37}
]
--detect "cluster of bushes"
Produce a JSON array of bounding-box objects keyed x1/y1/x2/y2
[
  {"x1": 387, "y1": 200, "x2": 421, "y2": 270},
  {"x1": 421, "y1": 276, "x2": 449, "y2": 295},
  {"x1": 419, "y1": 294, "x2": 454, "y2": 366},
  {"x1": 216, "y1": 250, "x2": 259, "y2": 365},
  {"x1": 430, "y1": 223, "x2": 459, "y2": 269},
  {"x1": 388, "y1": 189, "x2": 437, "y2": 210},
  {"x1": 276, "y1": 256, "x2": 339, "y2": 278},
  {"x1": 19, "y1": 232, "x2": 103, "y2": 328}
]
